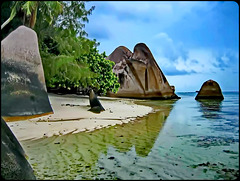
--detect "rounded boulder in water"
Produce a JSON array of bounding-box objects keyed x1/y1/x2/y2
[{"x1": 195, "y1": 79, "x2": 224, "y2": 100}]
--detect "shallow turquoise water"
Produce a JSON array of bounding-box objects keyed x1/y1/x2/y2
[{"x1": 22, "y1": 92, "x2": 239, "y2": 180}]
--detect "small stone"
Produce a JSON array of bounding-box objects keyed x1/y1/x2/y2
[{"x1": 108, "y1": 156, "x2": 115, "y2": 160}]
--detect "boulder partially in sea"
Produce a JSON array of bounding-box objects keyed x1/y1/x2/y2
[
  {"x1": 1, "y1": 25, "x2": 53, "y2": 119},
  {"x1": 195, "y1": 79, "x2": 224, "y2": 100},
  {"x1": 106, "y1": 43, "x2": 180, "y2": 99},
  {"x1": 1, "y1": 117, "x2": 36, "y2": 180}
]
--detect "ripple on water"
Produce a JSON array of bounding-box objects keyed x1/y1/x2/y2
[{"x1": 21, "y1": 93, "x2": 239, "y2": 180}]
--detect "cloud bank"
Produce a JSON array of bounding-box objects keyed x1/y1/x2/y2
[{"x1": 85, "y1": 1, "x2": 239, "y2": 91}]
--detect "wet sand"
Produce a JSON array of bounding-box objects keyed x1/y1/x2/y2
[
  {"x1": 21, "y1": 104, "x2": 173, "y2": 180},
  {"x1": 12, "y1": 92, "x2": 239, "y2": 180},
  {"x1": 6, "y1": 93, "x2": 153, "y2": 141}
]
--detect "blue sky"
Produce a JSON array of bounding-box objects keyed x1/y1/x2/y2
[{"x1": 85, "y1": 1, "x2": 239, "y2": 92}]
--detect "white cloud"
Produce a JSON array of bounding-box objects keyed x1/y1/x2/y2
[
  {"x1": 154, "y1": 32, "x2": 173, "y2": 43},
  {"x1": 152, "y1": 32, "x2": 189, "y2": 63},
  {"x1": 85, "y1": 1, "x2": 239, "y2": 91},
  {"x1": 151, "y1": 32, "x2": 238, "y2": 78}
]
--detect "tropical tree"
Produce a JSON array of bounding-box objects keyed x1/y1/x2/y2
[
  {"x1": 1, "y1": 1, "x2": 20, "y2": 29},
  {"x1": 40, "y1": 32, "x2": 98, "y2": 92},
  {"x1": 1, "y1": 1, "x2": 23, "y2": 39},
  {"x1": 79, "y1": 48, "x2": 120, "y2": 95},
  {"x1": 56, "y1": 1, "x2": 95, "y2": 37},
  {"x1": 1, "y1": 1, "x2": 120, "y2": 95},
  {"x1": 34, "y1": 1, "x2": 119, "y2": 95},
  {"x1": 1, "y1": 1, "x2": 63, "y2": 29}
]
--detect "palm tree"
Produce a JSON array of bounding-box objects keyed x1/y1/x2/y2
[
  {"x1": 1, "y1": 1, "x2": 63, "y2": 30},
  {"x1": 1, "y1": 1, "x2": 21, "y2": 30}
]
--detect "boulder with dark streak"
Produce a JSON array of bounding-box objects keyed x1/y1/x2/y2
[
  {"x1": 1, "y1": 25, "x2": 55, "y2": 179},
  {"x1": 1, "y1": 25, "x2": 53, "y2": 121},
  {"x1": 106, "y1": 43, "x2": 180, "y2": 99}
]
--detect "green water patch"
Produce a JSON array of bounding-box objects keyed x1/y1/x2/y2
[
  {"x1": 20, "y1": 97, "x2": 239, "y2": 180},
  {"x1": 21, "y1": 100, "x2": 175, "y2": 180},
  {"x1": 176, "y1": 134, "x2": 239, "y2": 148},
  {"x1": 189, "y1": 162, "x2": 239, "y2": 180}
]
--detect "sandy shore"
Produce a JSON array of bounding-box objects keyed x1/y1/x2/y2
[{"x1": 7, "y1": 93, "x2": 153, "y2": 141}]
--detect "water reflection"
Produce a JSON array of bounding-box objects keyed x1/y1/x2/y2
[
  {"x1": 112, "y1": 103, "x2": 174, "y2": 157},
  {"x1": 197, "y1": 99, "x2": 222, "y2": 119},
  {"x1": 20, "y1": 94, "x2": 239, "y2": 180},
  {"x1": 21, "y1": 99, "x2": 177, "y2": 179},
  {"x1": 196, "y1": 98, "x2": 238, "y2": 136}
]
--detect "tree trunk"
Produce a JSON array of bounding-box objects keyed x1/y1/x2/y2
[
  {"x1": 29, "y1": 2, "x2": 38, "y2": 29},
  {"x1": 1, "y1": 18, "x2": 11, "y2": 29}
]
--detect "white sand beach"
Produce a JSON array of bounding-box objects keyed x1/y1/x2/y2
[{"x1": 6, "y1": 93, "x2": 153, "y2": 141}]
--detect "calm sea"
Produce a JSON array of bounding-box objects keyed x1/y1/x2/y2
[{"x1": 22, "y1": 92, "x2": 239, "y2": 180}]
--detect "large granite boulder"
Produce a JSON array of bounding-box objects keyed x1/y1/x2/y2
[
  {"x1": 1, "y1": 117, "x2": 36, "y2": 180},
  {"x1": 107, "y1": 43, "x2": 180, "y2": 99},
  {"x1": 195, "y1": 79, "x2": 224, "y2": 100},
  {"x1": 1, "y1": 25, "x2": 53, "y2": 121}
]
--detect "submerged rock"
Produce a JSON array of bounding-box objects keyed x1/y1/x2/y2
[
  {"x1": 195, "y1": 79, "x2": 224, "y2": 100},
  {"x1": 107, "y1": 43, "x2": 180, "y2": 99},
  {"x1": 1, "y1": 117, "x2": 36, "y2": 180}
]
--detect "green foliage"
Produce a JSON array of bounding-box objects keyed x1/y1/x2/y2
[
  {"x1": 1, "y1": 1, "x2": 24, "y2": 40},
  {"x1": 41, "y1": 40, "x2": 120, "y2": 95},
  {"x1": 36, "y1": 1, "x2": 119, "y2": 95},
  {"x1": 22, "y1": 1, "x2": 37, "y2": 16},
  {"x1": 31, "y1": 1, "x2": 98, "y2": 91},
  {"x1": 1, "y1": 1, "x2": 120, "y2": 95},
  {"x1": 41, "y1": 52, "x2": 95, "y2": 90},
  {"x1": 80, "y1": 48, "x2": 120, "y2": 95},
  {"x1": 56, "y1": 1, "x2": 95, "y2": 37},
  {"x1": 1, "y1": 1, "x2": 63, "y2": 29},
  {"x1": 39, "y1": 1, "x2": 63, "y2": 25},
  {"x1": 53, "y1": 29, "x2": 96, "y2": 58},
  {"x1": 1, "y1": 1, "x2": 23, "y2": 30},
  {"x1": 39, "y1": 26, "x2": 99, "y2": 91}
]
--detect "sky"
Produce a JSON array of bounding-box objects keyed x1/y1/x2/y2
[{"x1": 85, "y1": 1, "x2": 239, "y2": 92}]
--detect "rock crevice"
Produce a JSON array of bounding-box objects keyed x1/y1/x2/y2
[{"x1": 107, "y1": 43, "x2": 180, "y2": 99}]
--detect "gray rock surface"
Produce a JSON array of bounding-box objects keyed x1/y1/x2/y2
[
  {"x1": 1, "y1": 117, "x2": 36, "y2": 180},
  {"x1": 107, "y1": 43, "x2": 180, "y2": 99},
  {"x1": 1, "y1": 25, "x2": 52, "y2": 118}
]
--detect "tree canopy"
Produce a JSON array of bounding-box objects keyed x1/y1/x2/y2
[{"x1": 1, "y1": 1, "x2": 120, "y2": 95}]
